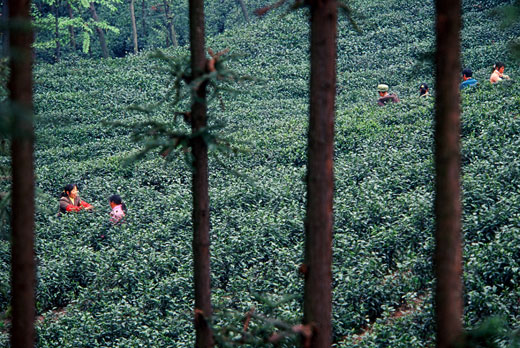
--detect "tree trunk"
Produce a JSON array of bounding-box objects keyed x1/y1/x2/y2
[
  {"x1": 67, "y1": 2, "x2": 76, "y2": 50},
  {"x1": 141, "y1": 0, "x2": 146, "y2": 38},
  {"x1": 434, "y1": 0, "x2": 463, "y2": 347},
  {"x1": 303, "y1": 0, "x2": 337, "y2": 346},
  {"x1": 163, "y1": 1, "x2": 177, "y2": 47},
  {"x1": 54, "y1": 1, "x2": 60, "y2": 62},
  {"x1": 1, "y1": 1, "x2": 9, "y2": 57},
  {"x1": 8, "y1": 0, "x2": 35, "y2": 348},
  {"x1": 130, "y1": 0, "x2": 138, "y2": 53},
  {"x1": 189, "y1": 0, "x2": 213, "y2": 346},
  {"x1": 163, "y1": 0, "x2": 178, "y2": 47},
  {"x1": 161, "y1": 4, "x2": 170, "y2": 47},
  {"x1": 236, "y1": 0, "x2": 249, "y2": 23},
  {"x1": 89, "y1": 2, "x2": 108, "y2": 58},
  {"x1": 170, "y1": 15, "x2": 178, "y2": 47}
]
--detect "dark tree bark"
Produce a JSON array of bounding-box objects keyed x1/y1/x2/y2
[
  {"x1": 8, "y1": 0, "x2": 35, "y2": 348},
  {"x1": 67, "y1": 2, "x2": 76, "y2": 50},
  {"x1": 236, "y1": 0, "x2": 249, "y2": 23},
  {"x1": 1, "y1": 1, "x2": 9, "y2": 57},
  {"x1": 54, "y1": 1, "x2": 61, "y2": 62},
  {"x1": 130, "y1": 0, "x2": 138, "y2": 53},
  {"x1": 302, "y1": 0, "x2": 337, "y2": 346},
  {"x1": 163, "y1": 1, "x2": 177, "y2": 47},
  {"x1": 89, "y1": 2, "x2": 108, "y2": 58},
  {"x1": 189, "y1": 0, "x2": 214, "y2": 346},
  {"x1": 434, "y1": 0, "x2": 463, "y2": 347}
]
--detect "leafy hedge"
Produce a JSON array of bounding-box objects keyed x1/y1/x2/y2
[{"x1": 0, "y1": 0, "x2": 519, "y2": 346}]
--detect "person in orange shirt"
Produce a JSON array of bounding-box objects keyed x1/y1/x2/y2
[
  {"x1": 58, "y1": 184, "x2": 93, "y2": 215},
  {"x1": 489, "y1": 62, "x2": 510, "y2": 84}
]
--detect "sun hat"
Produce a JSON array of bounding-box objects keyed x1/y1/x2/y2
[{"x1": 377, "y1": 84, "x2": 389, "y2": 92}]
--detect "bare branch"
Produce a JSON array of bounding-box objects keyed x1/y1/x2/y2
[
  {"x1": 242, "y1": 307, "x2": 255, "y2": 333},
  {"x1": 254, "y1": 0, "x2": 288, "y2": 16},
  {"x1": 206, "y1": 48, "x2": 230, "y2": 73}
]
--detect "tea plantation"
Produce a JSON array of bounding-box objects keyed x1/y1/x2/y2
[{"x1": 1, "y1": 0, "x2": 520, "y2": 346}]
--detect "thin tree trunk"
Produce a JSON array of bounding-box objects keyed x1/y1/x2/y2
[
  {"x1": 236, "y1": 0, "x2": 249, "y2": 23},
  {"x1": 302, "y1": 0, "x2": 337, "y2": 346},
  {"x1": 130, "y1": 0, "x2": 138, "y2": 53},
  {"x1": 171, "y1": 15, "x2": 178, "y2": 47},
  {"x1": 434, "y1": 0, "x2": 463, "y2": 347},
  {"x1": 8, "y1": 0, "x2": 35, "y2": 347},
  {"x1": 141, "y1": 0, "x2": 146, "y2": 38},
  {"x1": 163, "y1": 1, "x2": 177, "y2": 47},
  {"x1": 89, "y1": 2, "x2": 108, "y2": 58},
  {"x1": 189, "y1": 0, "x2": 213, "y2": 345},
  {"x1": 161, "y1": 4, "x2": 170, "y2": 47},
  {"x1": 67, "y1": 2, "x2": 76, "y2": 50},
  {"x1": 54, "y1": 1, "x2": 60, "y2": 62}
]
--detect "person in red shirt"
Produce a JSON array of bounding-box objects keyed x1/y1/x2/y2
[{"x1": 58, "y1": 184, "x2": 93, "y2": 215}]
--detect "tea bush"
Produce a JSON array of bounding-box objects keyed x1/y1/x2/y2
[{"x1": 0, "y1": 0, "x2": 519, "y2": 346}]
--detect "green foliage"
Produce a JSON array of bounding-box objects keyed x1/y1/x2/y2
[
  {"x1": 461, "y1": 316, "x2": 520, "y2": 348},
  {"x1": 81, "y1": 29, "x2": 91, "y2": 53},
  {"x1": 0, "y1": 58, "x2": 9, "y2": 233},
  {"x1": 212, "y1": 294, "x2": 304, "y2": 347},
  {"x1": 118, "y1": 48, "x2": 251, "y2": 166},
  {"x1": 32, "y1": 11, "x2": 116, "y2": 55},
  {"x1": 498, "y1": 0, "x2": 520, "y2": 59},
  {"x1": 32, "y1": 0, "x2": 122, "y2": 60},
  {"x1": 31, "y1": 0, "x2": 271, "y2": 60},
  {"x1": 0, "y1": 0, "x2": 517, "y2": 346}
]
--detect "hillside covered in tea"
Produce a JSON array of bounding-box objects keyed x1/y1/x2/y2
[{"x1": 0, "y1": 0, "x2": 519, "y2": 346}]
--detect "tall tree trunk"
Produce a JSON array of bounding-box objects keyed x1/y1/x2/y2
[
  {"x1": 89, "y1": 2, "x2": 108, "y2": 58},
  {"x1": 67, "y1": 2, "x2": 76, "y2": 50},
  {"x1": 163, "y1": 1, "x2": 177, "y2": 47},
  {"x1": 1, "y1": 1, "x2": 9, "y2": 57},
  {"x1": 54, "y1": 1, "x2": 61, "y2": 62},
  {"x1": 130, "y1": 0, "x2": 138, "y2": 53},
  {"x1": 189, "y1": 0, "x2": 213, "y2": 346},
  {"x1": 236, "y1": 0, "x2": 249, "y2": 23},
  {"x1": 161, "y1": 4, "x2": 170, "y2": 47},
  {"x1": 170, "y1": 15, "x2": 178, "y2": 47},
  {"x1": 434, "y1": 0, "x2": 463, "y2": 347},
  {"x1": 303, "y1": 0, "x2": 336, "y2": 346},
  {"x1": 8, "y1": 0, "x2": 35, "y2": 348},
  {"x1": 141, "y1": 0, "x2": 146, "y2": 38}
]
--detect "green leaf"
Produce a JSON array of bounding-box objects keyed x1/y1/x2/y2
[{"x1": 82, "y1": 31, "x2": 91, "y2": 54}]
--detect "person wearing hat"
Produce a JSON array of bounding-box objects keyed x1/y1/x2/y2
[
  {"x1": 419, "y1": 83, "x2": 430, "y2": 97},
  {"x1": 377, "y1": 84, "x2": 400, "y2": 106},
  {"x1": 460, "y1": 68, "x2": 478, "y2": 90}
]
